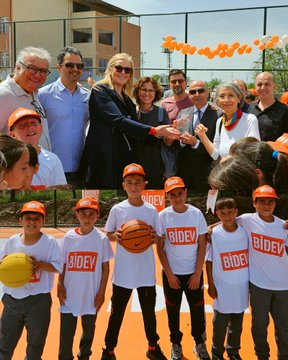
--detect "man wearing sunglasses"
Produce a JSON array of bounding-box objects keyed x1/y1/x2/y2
[
  {"x1": 177, "y1": 80, "x2": 221, "y2": 190},
  {"x1": 39, "y1": 46, "x2": 89, "y2": 188},
  {"x1": 0, "y1": 46, "x2": 52, "y2": 151},
  {"x1": 161, "y1": 69, "x2": 193, "y2": 124}
]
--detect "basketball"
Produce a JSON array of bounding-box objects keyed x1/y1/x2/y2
[
  {"x1": 121, "y1": 219, "x2": 153, "y2": 253},
  {"x1": 0, "y1": 253, "x2": 33, "y2": 288}
]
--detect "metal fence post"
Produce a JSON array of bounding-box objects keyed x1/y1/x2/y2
[{"x1": 262, "y1": 7, "x2": 267, "y2": 72}]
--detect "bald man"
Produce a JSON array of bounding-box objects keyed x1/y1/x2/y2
[{"x1": 250, "y1": 72, "x2": 288, "y2": 141}]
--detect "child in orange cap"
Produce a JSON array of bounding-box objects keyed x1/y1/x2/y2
[
  {"x1": 100, "y1": 163, "x2": 167, "y2": 360},
  {"x1": 157, "y1": 176, "x2": 210, "y2": 360},
  {"x1": 0, "y1": 201, "x2": 63, "y2": 359},
  {"x1": 237, "y1": 185, "x2": 288, "y2": 360},
  {"x1": 57, "y1": 197, "x2": 113, "y2": 360}
]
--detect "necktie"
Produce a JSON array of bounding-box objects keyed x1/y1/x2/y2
[
  {"x1": 193, "y1": 109, "x2": 202, "y2": 130},
  {"x1": 197, "y1": 109, "x2": 202, "y2": 121}
]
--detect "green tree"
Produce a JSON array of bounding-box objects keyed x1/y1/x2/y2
[
  {"x1": 253, "y1": 45, "x2": 288, "y2": 92},
  {"x1": 207, "y1": 78, "x2": 222, "y2": 91}
]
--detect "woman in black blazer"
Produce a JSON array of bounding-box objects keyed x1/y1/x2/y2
[{"x1": 79, "y1": 53, "x2": 179, "y2": 189}]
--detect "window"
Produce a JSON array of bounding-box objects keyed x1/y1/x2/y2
[
  {"x1": 73, "y1": 2, "x2": 91, "y2": 12},
  {"x1": 73, "y1": 28, "x2": 92, "y2": 43},
  {"x1": 84, "y1": 57, "x2": 93, "y2": 70},
  {"x1": 0, "y1": 17, "x2": 9, "y2": 34},
  {"x1": 99, "y1": 58, "x2": 108, "y2": 73},
  {"x1": 98, "y1": 30, "x2": 114, "y2": 46},
  {"x1": 0, "y1": 52, "x2": 9, "y2": 67}
]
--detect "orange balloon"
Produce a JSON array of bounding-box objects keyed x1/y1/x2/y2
[
  {"x1": 237, "y1": 48, "x2": 244, "y2": 55},
  {"x1": 162, "y1": 41, "x2": 170, "y2": 48},
  {"x1": 203, "y1": 47, "x2": 210, "y2": 56},
  {"x1": 207, "y1": 52, "x2": 215, "y2": 59},
  {"x1": 231, "y1": 42, "x2": 240, "y2": 49},
  {"x1": 221, "y1": 43, "x2": 229, "y2": 51},
  {"x1": 219, "y1": 50, "x2": 226, "y2": 58},
  {"x1": 165, "y1": 35, "x2": 173, "y2": 42},
  {"x1": 213, "y1": 49, "x2": 219, "y2": 56},
  {"x1": 168, "y1": 40, "x2": 177, "y2": 51},
  {"x1": 271, "y1": 34, "x2": 280, "y2": 43},
  {"x1": 176, "y1": 42, "x2": 184, "y2": 51},
  {"x1": 198, "y1": 48, "x2": 204, "y2": 56},
  {"x1": 259, "y1": 44, "x2": 265, "y2": 51},
  {"x1": 253, "y1": 39, "x2": 260, "y2": 46},
  {"x1": 189, "y1": 46, "x2": 197, "y2": 55},
  {"x1": 226, "y1": 48, "x2": 234, "y2": 57},
  {"x1": 241, "y1": 44, "x2": 248, "y2": 49},
  {"x1": 245, "y1": 46, "x2": 252, "y2": 54},
  {"x1": 266, "y1": 40, "x2": 274, "y2": 49}
]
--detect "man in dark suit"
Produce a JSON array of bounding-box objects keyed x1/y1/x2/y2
[{"x1": 177, "y1": 80, "x2": 221, "y2": 190}]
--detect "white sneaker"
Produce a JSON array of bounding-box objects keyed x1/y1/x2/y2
[
  {"x1": 193, "y1": 343, "x2": 211, "y2": 360},
  {"x1": 170, "y1": 344, "x2": 182, "y2": 360}
]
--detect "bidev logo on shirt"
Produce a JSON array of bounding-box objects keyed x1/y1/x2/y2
[
  {"x1": 166, "y1": 227, "x2": 197, "y2": 245},
  {"x1": 220, "y1": 249, "x2": 248, "y2": 271},
  {"x1": 251, "y1": 232, "x2": 284, "y2": 257},
  {"x1": 67, "y1": 251, "x2": 98, "y2": 272}
]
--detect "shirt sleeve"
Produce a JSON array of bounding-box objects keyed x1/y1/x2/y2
[
  {"x1": 211, "y1": 118, "x2": 221, "y2": 160},
  {"x1": 104, "y1": 206, "x2": 117, "y2": 232},
  {"x1": 205, "y1": 242, "x2": 213, "y2": 262},
  {"x1": 245, "y1": 114, "x2": 260, "y2": 139}
]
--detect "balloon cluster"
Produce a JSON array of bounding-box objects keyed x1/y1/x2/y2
[{"x1": 162, "y1": 34, "x2": 288, "y2": 59}]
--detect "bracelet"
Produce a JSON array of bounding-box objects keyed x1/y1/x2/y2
[{"x1": 149, "y1": 127, "x2": 157, "y2": 136}]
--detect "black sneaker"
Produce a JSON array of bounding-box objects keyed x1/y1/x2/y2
[
  {"x1": 100, "y1": 348, "x2": 116, "y2": 360},
  {"x1": 193, "y1": 343, "x2": 211, "y2": 360},
  {"x1": 171, "y1": 343, "x2": 182, "y2": 360},
  {"x1": 146, "y1": 344, "x2": 168, "y2": 360}
]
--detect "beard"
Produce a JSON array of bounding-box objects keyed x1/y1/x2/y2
[{"x1": 173, "y1": 87, "x2": 184, "y2": 96}]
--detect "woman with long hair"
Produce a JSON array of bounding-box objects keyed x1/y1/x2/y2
[{"x1": 79, "y1": 53, "x2": 179, "y2": 189}]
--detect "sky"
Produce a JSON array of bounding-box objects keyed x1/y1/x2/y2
[{"x1": 106, "y1": 0, "x2": 288, "y2": 15}]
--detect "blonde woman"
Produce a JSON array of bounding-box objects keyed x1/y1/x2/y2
[{"x1": 79, "y1": 53, "x2": 179, "y2": 189}]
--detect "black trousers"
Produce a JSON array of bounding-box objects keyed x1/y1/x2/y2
[
  {"x1": 104, "y1": 284, "x2": 159, "y2": 350},
  {"x1": 162, "y1": 271, "x2": 206, "y2": 345}
]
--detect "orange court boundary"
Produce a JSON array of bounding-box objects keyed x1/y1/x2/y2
[{"x1": 0, "y1": 227, "x2": 277, "y2": 360}]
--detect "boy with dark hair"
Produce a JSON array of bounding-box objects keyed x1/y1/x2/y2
[
  {"x1": 57, "y1": 197, "x2": 113, "y2": 360},
  {"x1": 101, "y1": 163, "x2": 167, "y2": 360},
  {"x1": 206, "y1": 197, "x2": 249, "y2": 360},
  {"x1": 0, "y1": 201, "x2": 62, "y2": 359},
  {"x1": 157, "y1": 176, "x2": 210, "y2": 360},
  {"x1": 237, "y1": 185, "x2": 288, "y2": 360}
]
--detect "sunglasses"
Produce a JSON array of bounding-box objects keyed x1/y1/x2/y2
[
  {"x1": 114, "y1": 65, "x2": 133, "y2": 74},
  {"x1": 170, "y1": 79, "x2": 185, "y2": 85},
  {"x1": 62, "y1": 62, "x2": 85, "y2": 70},
  {"x1": 189, "y1": 88, "x2": 206, "y2": 95}
]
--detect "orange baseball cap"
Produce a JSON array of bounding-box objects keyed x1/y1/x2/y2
[
  {"x1": 253, "y1": 185, "x2": 279, "y2": 201},
  {"x1": 122, "y1": 163, "x2": 146, "y2": 178},
  {"x1": 21, "y1": 201, "x2": 46, "y2": 216},
  {"x1": 75, "y1": 197, "x2": 99, "y2": 211},
  {"x1": 280, "y1": 92, "x2": 288, "y2": 105},
  {"x1": 164, "y1": 176, "x2": 186, "y2": 193},
  {"x1": 248, "y1": 88, "x2": 257, "y2": 96},
  {"x1": 8, "y1": 107, "x2": 41, "y2": 129},
  {"x1": 268, "y1": 133, "x2": 288, "y2": 155}
]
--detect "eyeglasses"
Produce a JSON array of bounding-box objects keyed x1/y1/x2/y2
[
  {"x1": 189, "y1": 88, "x2": 206, "y2": 95},
  {"x1": 61, "y1": 62, "x2": 85, "y2": 70},
  {"x1": 20, "y1": 62, "x2": 51, "y2": 76},
  {"x1": 140, "y1": 88, "x2": 155, "y2": 94},
  {"x1": 114, "y1": 65, "x2": 133, "y2": 74},
  {"x1": 31, "y1": 99, "x2": 46, "y2": 118},
  {"x1": 170, "y1": 79, "x2": 185, "y2": 85}
]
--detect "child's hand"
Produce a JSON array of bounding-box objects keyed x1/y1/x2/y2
[
  {"x1": 188, "y1": 273, "x2": 201, "y2": 290},
  {"x1": 30, "y1": 256, "x2": 39, "y2": 274},
  {"x1": 94, "y1": 292, "x2": 105, "y2": 312},
  {"x1": 114, "y1": 229, "x2": 122, "y2": 243},
  {"x1": 208, "y1": 283, "x2": 218, "y2": 299},
  {"x1": 167, "y1": 273, "x2": 181, "y2": 289},
  {"x1": 57, "y1": 282, "x2": 66, "y2": 305}
]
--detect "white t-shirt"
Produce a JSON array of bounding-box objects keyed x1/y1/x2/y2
[
  {"x1": 237, "y1": 213, "x2": 288, "y2": 290},
  {"x1": 159, "y1": 204, "x2": 208, "y2": 274},
  {"x1": 211, "y1": 112, "x2": 260, "y2": 160},
  {"x1": 60, "y1": 227, "x2": 114, "y2": 316},
  {"x1": 206, "y1": 224, "x2": 249, "y2": 313},
  {"x1": 32, "y1": 147, "x2": 67, "y2": 187},
  {"x1": 104, "y1": 199, "x2": 161, "y2": 289},
  {"x1": 2, "y1": 233, "x2": 62, "y2": 299}
]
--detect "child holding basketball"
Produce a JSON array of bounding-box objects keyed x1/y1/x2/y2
[
  {"x1": 157, "y1": 176, "x2": 210, "y2": 360},
  {"x1": 236, "y1": 185, "x2": 288, "y2": 360},
  {"x1": 206, "y1": 197, "x2": 249, "y2": 360},
  {"x1": 57, "y1": 197, "x2": 113, "y2": 360},
  {"x1": 0, "y1": 201, "x2": 62, "y2": 359},
  {"x1": 100, "y1": 163, "x2": 167, "y2": 360}
]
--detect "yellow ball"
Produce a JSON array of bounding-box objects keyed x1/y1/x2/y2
[{"x1": 0, "y1": 253, "x2": 33, "y2": 288}]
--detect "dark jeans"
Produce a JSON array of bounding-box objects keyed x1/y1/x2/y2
[
  {"x1": 162, "y1": 271, "x2": 206, "y2": 345},
  {"x1": 59, "y1": 313, "x2": 97, "y2": 360},
  {"x1": 212, "y1": 310, "x2": 244, "y2": 357},
  {"x1": 250, "y1": 282, "x2": 288, "y2": 360},
  {"x1": 104, "y1": 284, "x2": 159, "y2": 350},
  {"x1": 0, "y1": 293, "x2": 52, "y2": 360}
]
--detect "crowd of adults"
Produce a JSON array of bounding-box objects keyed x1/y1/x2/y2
[{"x1": 0, "y1": 45, "x2": 288, "y2": 192}]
